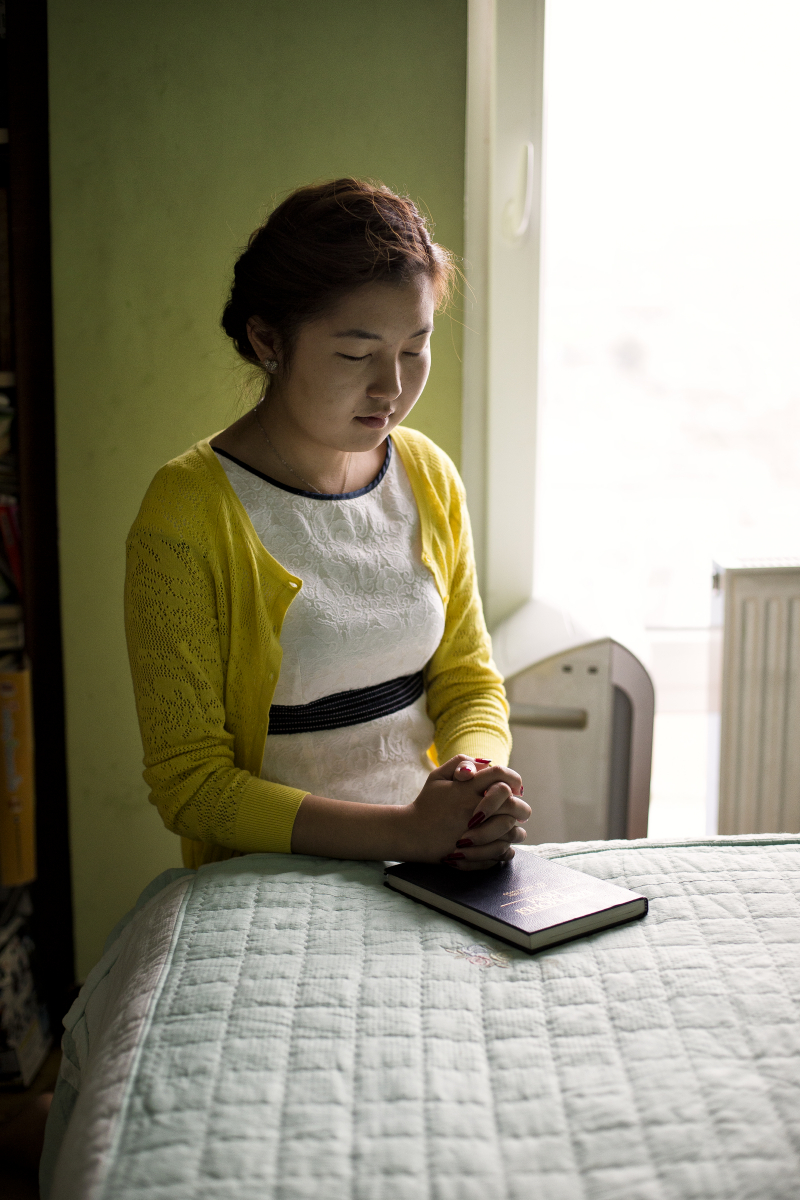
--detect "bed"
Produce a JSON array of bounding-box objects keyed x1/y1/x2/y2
[{"x1": 42, "y1": 836, "x2": 800, "y2": 1199}]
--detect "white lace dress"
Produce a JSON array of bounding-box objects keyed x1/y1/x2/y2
[{"x1": 215, "y1": 439, "x2": 445, "y2": 806}]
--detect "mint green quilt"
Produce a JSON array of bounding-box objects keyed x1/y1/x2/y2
[{"x1": 43, "y1": 838, "x2": 800, "y2": 1199}]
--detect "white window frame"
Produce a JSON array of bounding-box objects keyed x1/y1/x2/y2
[{"x1": 462, "y1": 0, "x2": 545, "y2": 630}]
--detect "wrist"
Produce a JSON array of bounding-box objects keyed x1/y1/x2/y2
[
  {"x1": 291, "y1": 793, "x2": 423, "y2": 862},
  {"x1": 389, "y1": 803, "x2": 423, "y2": 862}
]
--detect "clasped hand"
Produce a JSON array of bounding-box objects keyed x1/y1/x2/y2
[{"x1": 407, "y1": 755, "x2": 530, "y2": 871}]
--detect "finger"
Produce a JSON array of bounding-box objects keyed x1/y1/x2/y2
[
  {"x1": 452, "y1": 756, "x2": 493, "y2": 781},
  {"x1": 453, "y1": 760, "x2": 478, "y2": 781},
  {"x1": 447, "y1": 844, "x2": 516, "y2": 871},
  {"x1": 457, "y1": 813, "x2": 517, "y2": 845},
  {"x1": 491, "y1": 796, "x2": 531, "y2": 824},
  {"x1": 429, "y1": 754, "x2": 480, "y2": 781},
  {"x1": 469, "y1": 780, "x2": 513, "y2": 824},
  {"x1": 456, "y1": 816, "x2": 527, "y2": 848},
  {"x1": 474, "y1": 764, "x2": 523, "y2": 797},
  {"x1": 447, "y1": 825, "x2": 520, "y2": 865}
]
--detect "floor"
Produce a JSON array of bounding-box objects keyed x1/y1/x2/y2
[{"x1": 0, "y1": 1049, "x2": 61, "y2": 1200}]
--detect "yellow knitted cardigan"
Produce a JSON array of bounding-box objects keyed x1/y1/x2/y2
[{"x1": 124, "y1": 425, "x2": 511, "y2": 868}]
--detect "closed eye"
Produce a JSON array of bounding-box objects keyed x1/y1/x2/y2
[{"x1": 337, "y1": 348, "x2": 427, "y2": 361}]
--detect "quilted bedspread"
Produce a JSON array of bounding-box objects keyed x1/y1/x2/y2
[{"x1": 43, "y1": 837, "x2": 800, "y2": 1200}]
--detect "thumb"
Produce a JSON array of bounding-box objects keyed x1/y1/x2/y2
[{"x1": 429, "y1": 754, "x2": 478, "y2": 781}]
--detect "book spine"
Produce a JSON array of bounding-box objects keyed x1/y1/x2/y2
[
  {"x1": 0, "y1": 665, "x2": 36, "y2": 886},
  {"x1": 0, "y1": 184, "x2": 12, "y2": 373},
  {"x1": 0, "y1": 622, "x2": 23, "y2": 649},
  {"x1": 0, "y1": 494, "x2": 22, "y2": 593}
]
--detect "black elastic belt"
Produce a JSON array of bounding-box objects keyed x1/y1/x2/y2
[{"x1": 268, "y1": 670, "x2": 425, "y2": 736}]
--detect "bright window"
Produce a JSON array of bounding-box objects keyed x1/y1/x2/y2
[{"x1": 536, "y1": 0, "x2": 800, "y2": 835}]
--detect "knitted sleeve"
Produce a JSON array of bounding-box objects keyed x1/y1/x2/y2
[
  {"x1": 124, "y1": 520, "x2": 306, "y2": 854},
  {"x1": 424, "y1": 478, "x2": 512, "y2": 767}
]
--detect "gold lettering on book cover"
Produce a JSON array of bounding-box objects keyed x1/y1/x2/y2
[{"x1": 504, "y1": 885, "x2": 595, "y2": 916}]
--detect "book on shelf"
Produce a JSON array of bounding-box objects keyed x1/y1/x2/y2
[
  {"x1": 0, "y1": 545, "x2": 16, "y2": 603},
  {"x1": 0, "y1": 184, "x2": 11, "y2": 373},
  {"x1": 0, "y1": 622, "x2": 23, "y2": 650},
  {"x1": 0, "y1": 600, "x2": 24, "y2": 651},
  {"x1": 0, "y1": 661, "x2": 36, "y2": 887},
  {"x1": 0, "y1": 494, "x2": 22, "y2": 593},
  {"x1": 385, "y1": 849, "x2": 648, "y2": 953},
  {"x1": 0, "y1": 394, "x2": 13, "y2": 459},
  {"x1": 0, "y1": 391, "x2": 15, "y2": 493},
  {"x1": 0, "y1": 463, "x2": 17, "y2": 494},
  {"x1": 0, "y1": 888, "x2": 52, "y2": 1088}
]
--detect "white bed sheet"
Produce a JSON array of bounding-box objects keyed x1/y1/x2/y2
[{"x1": 43, "y1": 838, "x2": 800, "y2": 1200}]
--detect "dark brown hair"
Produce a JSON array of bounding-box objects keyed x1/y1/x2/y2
[{"x1": 221, "y1": 178, "x2": 455, "y2": 368}]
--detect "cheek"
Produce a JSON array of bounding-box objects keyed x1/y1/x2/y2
[
  {"x1": 405, "y1": 355, "x2": 431, "y2": 394},
  {"x1": 293, "y1": 362, "x2": 353, "y2": 412}
]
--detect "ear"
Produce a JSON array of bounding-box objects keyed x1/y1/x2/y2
[{"x1": 246, "y1": 317, "x2": 280, "y2": 364}]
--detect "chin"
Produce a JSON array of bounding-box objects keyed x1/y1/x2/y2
[{"x1": 349, "y1": 418, "x2": 396, "y2": 446}]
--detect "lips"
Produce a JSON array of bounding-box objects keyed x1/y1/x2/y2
[{"x1": 355, "y1": 414, "x2": 391, "y2": 429}]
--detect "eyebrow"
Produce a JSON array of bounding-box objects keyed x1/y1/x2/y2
[{"x1": 332, "y1": 326, "x2": 432, "y2": 340}]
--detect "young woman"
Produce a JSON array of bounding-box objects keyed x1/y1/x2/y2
[{"x1": 125, "y1": 179, "x2": 529, "y2": 871}]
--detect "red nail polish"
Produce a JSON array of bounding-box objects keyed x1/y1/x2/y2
[
  {"x1": 474, "y1": 757, "x2": 491, "y2": 764},
  {"x1": 455, "y1": 838, "x2": 473, "y2": 848},
  {"x1": 467, "y1": 811, "x2": 485, "y2": 830},
  {"x1": 520, "y1": 785, "x2": 524, "y2": 795},
  {"x1": 442, "y1": 852, "x2": 465, "y2": 862}
]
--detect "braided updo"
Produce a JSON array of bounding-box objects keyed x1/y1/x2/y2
[{"x1": 221, "y1": 178, "x2": 455, "y2": 370}]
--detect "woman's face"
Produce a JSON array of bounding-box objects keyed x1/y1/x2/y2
[{"x1": 250, "y1": 277, "x2": 435, "y2": 453}]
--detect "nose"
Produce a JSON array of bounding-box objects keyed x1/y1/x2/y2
[{"x1": 366, "y1": 355, "x2": 402, "y2": 402}]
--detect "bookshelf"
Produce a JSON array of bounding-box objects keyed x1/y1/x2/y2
[{"x1": 0, "y1": 0, "x2": 75, "y2": 1050}]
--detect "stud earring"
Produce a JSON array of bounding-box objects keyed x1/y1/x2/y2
[{"x1": 263, "y1": 359, "x2": 278, "y2": 374}]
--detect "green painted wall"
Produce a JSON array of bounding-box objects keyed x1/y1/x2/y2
[{"x1": 47, "y1": 0, "x2": 467, "y2": 977}]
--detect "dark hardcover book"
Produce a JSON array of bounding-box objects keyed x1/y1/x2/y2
[{"x1": 384, "y1": 850, "x2": 648, "y2": 953}]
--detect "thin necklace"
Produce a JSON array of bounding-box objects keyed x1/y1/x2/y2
[{"x1": 253, "y1": 402, "x2": 351, "y2": 495}]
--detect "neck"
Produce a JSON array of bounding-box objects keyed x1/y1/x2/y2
[
  {"x1": 255, "y1": 400, "x2": 354, "y2": 494},
  {"x1": 209, "y1": 394, "x2": 389, "y2": 495}
]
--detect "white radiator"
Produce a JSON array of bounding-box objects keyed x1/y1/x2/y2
[{"x1": 718, "y1": 561, "x2": 800, "y2": 834}]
